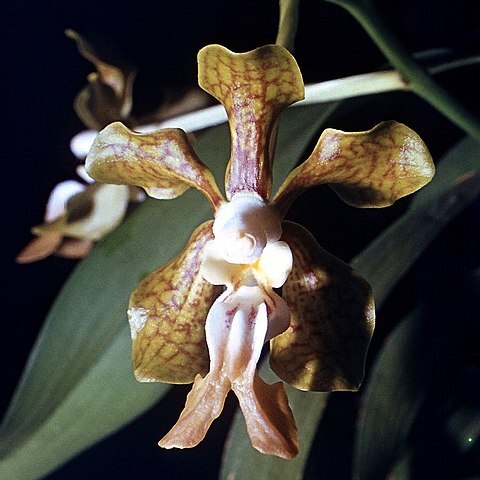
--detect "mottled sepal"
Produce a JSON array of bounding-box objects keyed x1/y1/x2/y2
[
  {"x1": 273, "y1": 121, "x2": 435, "y2": 214},
  {"x1": 128, "y1": 221, "x2": 222, "y2": 384},
  {"x1": 66, "y1": 29, "x2": 136, "y2": 129},
  {"x1": 198, "y1": 44, "x2": 304, "y2": 200},
  {"x1": 86, "y1": 122, "x2": 224, "y2": 212},
  {"x1": 270, "y1": 221, "x2": 375, "y2": 391}
]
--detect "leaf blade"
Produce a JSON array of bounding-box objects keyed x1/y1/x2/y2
[
  {"x1": 353, "y1": 137, "x2": 480, "y2": 304},
  {"x1": 353, "y1": 137, "x2": 480, "y2": 480}
]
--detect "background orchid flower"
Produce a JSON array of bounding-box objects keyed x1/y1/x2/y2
[
  {"x1": 16, "y1": 170, "x2": 133, "y2": 263},
  {"x1": 85, "y1": 43, "x2": 434, "y2": 459},
  {"x1": 66, "y1": 29, "x2": 211, "y2": 135},
  {"x1": 17, "y1": 31, "x2": 211, "y2": 264}
]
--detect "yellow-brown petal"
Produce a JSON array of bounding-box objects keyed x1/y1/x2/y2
[
  {"x1": 272, "y1": 121, "x2": 435, "y2": 214},
  {"x1": 66, "y1": 29, "x2": 136, "y2": 129},
  {"x1": 16, "y1": 232, "x2": 63, "y2": 264},
  {"x1": 86, "y1": 122, "x2": 224, "y2": 212},
  {"x1": 128, "y1": 221, "x2": 223, "y2": 384},
  {"x1": 198, "y1": 44, "x2": 304, "y2": 200},
  {"x1": 56, "y1": 238, "x2": 95, "y2": 259},
  {"x1": 233, "y1": 373, "x2": 299, "y2": 459},
  {"x1": 270, "y1": 221, "x2": 375, "y2": 391},
  {"x1": 159, "y1": 372, "x2": 231, "y2": 449}
]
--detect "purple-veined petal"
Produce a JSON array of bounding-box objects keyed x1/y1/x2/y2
[
  {"x1": 198, "y1": 44, "x2": 304, "y2": 201},
  {"x1": 128, "y1": 221, "x2": 222, "y2": 384},
  {"x1": 270, "y1": 221, "x2": 375, "y2": 391},
  {"x1": 273, "y1": 121, "x2": 434, "y2": 215},
  {"x1": 86, "y1": 122, "x2": 224, "y2": 212}
]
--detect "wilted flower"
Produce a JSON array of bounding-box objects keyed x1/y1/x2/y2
[
  {"x1": 86, "y1": 44, "x2": 434, "y2": 458},
  {"x1": 17, "y1": 31, "x2": 210, "y2": 263}
]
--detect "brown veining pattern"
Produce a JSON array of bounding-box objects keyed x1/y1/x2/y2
[
  {"x1": 86, "y1": 123, "x2": 224, "y2": 212},
  {"x1": 198, "y1": 45, "x2": 304, "y2": 201},
  {"x1": 270, "y1": 221, "x2": 375, "y2": 391},
  {"x1": 272, "y1": 121, "x2": 435, "y2": 215},
  {"x1": 129, "y1": 221, "x2": 222, "y2": 383}
]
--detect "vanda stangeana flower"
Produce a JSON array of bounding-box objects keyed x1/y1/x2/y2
[{"x1": 86, "y1": 44, "x2": 434, "y2": 458}]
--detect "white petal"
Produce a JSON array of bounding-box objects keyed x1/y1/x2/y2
[
  {"x1": 70, "y1": 130, "x2": 98, "y2": 159},
  {"x1": 200, "y1": 240, "x2": 247, "y2": 286},
  {"x1": 62, "y1": 184, "x2": 130, "y2": 240},
  {"x1": 204, "y1": 286, "x2": 290, "y2": 376},
  {"x1": 226, "y1": 302, "x2": 268, "y2": 380},
  {"x1": 256, "y1": 240, "x2": 293, "y2": 288},
  {"x1": 264, "y1": 291, "x2": 290, "y2": 342},
  {"x1": 76, "y1": 165, "x2": 95, "y2": 183},
  {"x1": 204, "y1": 286, "x2": 267, "y2": 378},
  {"x1": 45, "y1": 180, "x2": 86, "y2": 222}
]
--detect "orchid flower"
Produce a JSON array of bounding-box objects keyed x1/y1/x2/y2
[
  {"x1": 85, "y1": 44, "x2": 434, "y2": 458},
  {"x1": 15, "y1": 169, "x2": 136, "y2": 263},
  {"x1": 17, "y1": 31, "x2": 209, "y2": 263}
]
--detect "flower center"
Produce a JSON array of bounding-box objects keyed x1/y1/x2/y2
[
  {"x1": 201, "y1": 193, "x2": 292, "y2": 289},
  {"x1": 218, "y1": 231, "x2": 257, "y2": 264},
  {"x1": 213, "y1": 193, "x2": 282, "y2": 264}
]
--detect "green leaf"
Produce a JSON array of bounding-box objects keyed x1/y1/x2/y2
[
  {"x1": 353, "y1": 137, "x2": 480, "y2": 480},
  {"x1": 357, "y1": 316, "x2": 480, "y2": 480},
  {"x1": 354, "y1": 311, "x2": 423, "y2": 480},
  {"x1": 0, "y1": 103, "x2": 333, "y2": 480},
  {"x1": 353, "y1": 137, "x2": 480, "y2": 305},
  {"x1": 0, "y1": 327, "x2": 169, "y2": 480}
]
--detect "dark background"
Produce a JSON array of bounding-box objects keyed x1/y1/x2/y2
[{"x1": 2, "y1": 1, "x2": 480, "y2": 478}]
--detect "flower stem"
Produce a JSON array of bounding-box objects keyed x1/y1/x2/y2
[
  {"x1": 70, "y1": 54, "x2": 480, "y2": 159},
  {"x1": 276, "y1": 0, "x2": 300, "y2": 52},
  {"x1": 325, "y1": 0, "x2": 480, "y2": 141}
]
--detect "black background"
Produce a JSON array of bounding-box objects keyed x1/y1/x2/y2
[{"x1": 2, "y1": 1, "x2": 480, "y2": 479}]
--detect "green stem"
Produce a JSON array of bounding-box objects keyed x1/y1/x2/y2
[
  {"x1": 276, "y1": 0, "x2": 300, "y2": 52},
  {"x1": 325, "y1": 0, "x2": 480, "y2": 142}
]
